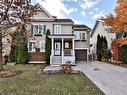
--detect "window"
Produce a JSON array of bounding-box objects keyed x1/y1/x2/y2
[
  {"x1": 28, "y1": 41, "x2": 36, "y2": 52},
  {"x1": 82, "y1": 33, "x2": 85, "y2": 40},
  {"x1": 33, "y1": 24, "x2": 45, "y2": 35},
  {"x1": 74, "y1": 32, "x2": 80, "y2": 40},
  {"x1": 74, "y1": 32, "x2": 86, "y2": 40},
  {"x1": 65, "y1": 42, "x2": 69, "y2": 49},
  {"x1": 40, "y1": 41, "x2": 45, "y2": 52},
  {"x1": 54, "y1": 25, "x2": 61, "y2": 34}
]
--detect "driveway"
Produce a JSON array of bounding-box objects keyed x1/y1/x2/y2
[{"x1": 77, "y1": 61, "x2": 127, "y2": 95}]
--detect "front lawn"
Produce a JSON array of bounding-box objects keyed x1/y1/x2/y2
[{"x1": 0, "y1": 64, "x2": 104, "y2": 95}]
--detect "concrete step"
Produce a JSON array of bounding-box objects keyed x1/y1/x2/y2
[
  {"x1": 43, "y1": 66, "x2": 83, "y2": 74},
  {"x1": 50, "y1": 64, "x2": 61, "y2": 66}
]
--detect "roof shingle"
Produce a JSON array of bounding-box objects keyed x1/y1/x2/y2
[
  {"x1": 73, "y1": 24, "x2": 92, "y2": 31},
  {"x1": 54, "y1": 19, "x2": 73, "y2": 22}
]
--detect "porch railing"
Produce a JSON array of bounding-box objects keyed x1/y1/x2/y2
[{"x1": 64, "y1": 49, "x2": 73, "y2": 56}]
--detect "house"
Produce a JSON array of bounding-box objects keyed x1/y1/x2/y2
[
  {"x1": 25, "y1": 3, "x2": 91, "y2": 66},
  {"x1": 90, "y1": 19, "x2": 116, "y2": 60}
]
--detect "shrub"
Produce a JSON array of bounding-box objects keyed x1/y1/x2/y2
[
  {"x1": 121, "y1": 45, "x2": 127, "y2": 64},
  {"x1": 16, "y1": 25, "x2": 28, "y2": 64},
  {"x1": 45, "y1": 29, "x2": 51, "y2": 64},
  {"x1": 59, "y1": 64, "x2": 73, "y2": 74},
  {"x1": 9, "y1": 33, "x2": 17, "y2": 62},
  {"x1": 96, "y1": 34, "x2": 102, "y2": 61}
]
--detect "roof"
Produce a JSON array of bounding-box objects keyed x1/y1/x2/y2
[
  {"x1": 34, "y1": 3, "x2": 54, "y2": 19},
  {"x1": 54, "y1": 19, "x2": 73, "y2": 22},
  {"x1": 73, "y1": 24, "x2": 92, "y2": 32},
  {"x1": 90, "y1": 19, "x2": 105, "y2": 37},
  {"x1": 90, "y1": 20, "x2": 100, "y2": 37},
  {"x1": 50, "y1": 34, "x2": 75, "y2": 36}
]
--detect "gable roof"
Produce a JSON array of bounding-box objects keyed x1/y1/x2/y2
[
  {"x1": 90, "y1": 19, "x2": 107, "y2": 37},
  {"x1": 90, "y1": 20, "x2": 100, "y2": 37},
  {"x1": 34, "y1": 3, "x2": 54, "y2": 20},
  {"x1": 54, "y1": 19, "x2": 73, "y2": 22},
  {"x1": 73, "y1": 24, "x2": 92, "y2": 32}
]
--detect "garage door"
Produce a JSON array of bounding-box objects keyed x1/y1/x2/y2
[{"x1": 75, "y1": 49, "x2": 87, "y2": 61}]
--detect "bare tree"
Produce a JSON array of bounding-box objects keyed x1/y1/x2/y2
[{"x1": 0, "y1": 0, "x2": 36, "y2": 67}]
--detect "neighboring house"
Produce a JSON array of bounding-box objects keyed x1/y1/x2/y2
[
  {"x1": 27, "y1": 3, "x2": 91, "y2": 66},
  {"x1": 2, "y1": 35, "x2": 11, "y2": 57},
  {"x1": 90, "y1": 20, "x2": 116, "y2": 60}
]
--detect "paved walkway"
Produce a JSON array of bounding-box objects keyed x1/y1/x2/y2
[{"x1": 77, "y1": 61, "x2": 127, "y2": 95}]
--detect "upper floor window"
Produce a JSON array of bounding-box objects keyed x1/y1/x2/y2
[
  {"x1": 74, "y1": 32, "x2": 86, "y2": 40},
  {"x1": 74, "y1": 32, "x2": 80, "y2": 40},
  {"x1": 54, "y1": 25, "x2": 61, "y2": 34},
  {"x1": 33, "y1": 24, "x2": 46, "y2": 35},
  {"x1": 81, "y1": 33, "x2": 86, "y2": 40}
]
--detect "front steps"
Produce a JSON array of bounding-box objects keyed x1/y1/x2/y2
[
  {"x1": 43, "y1": 66, "x2": 82, "y2": 74},
  {"x1": 51, "y1": 56, "x2": 62, "y2": 66}
]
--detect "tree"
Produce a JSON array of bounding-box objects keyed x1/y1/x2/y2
[
  {"x1": 102, "y1": 36, "x2": 108, "y2": 60},
  {"x1": 16, "y1": 24, "x2": 28, "y2": 64},
  {"x1": 104, "y1": 0, "x2": 127, "y2": 63},
  {"x1": 96, "y1": 34, "x2": 102, "y2": 61},
  {"x1": 104, "y1": 0, "x2": 127, "y2": 33},
  {"x1": 121, "y1": 45, "x2": 127, "y2": 64},
  {"x1": 104, "y1": 0, "x2": 127, "y2": 44},
  {"x1": 9, "y1": 33, "x2": 17, "y2": 62},
  {"x1": 45, "y1": 29, "x2": 51, "y2": 64},
  {"x1": 0, "y1": 0, "x2": 35, "y2": 66}
]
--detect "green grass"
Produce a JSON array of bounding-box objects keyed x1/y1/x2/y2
[{"x1": 0, "y1": 64, "x2": 105, "y2": 95}]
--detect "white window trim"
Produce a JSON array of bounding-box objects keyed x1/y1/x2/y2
[
  {"x1": 28, "y1": 40, "x2": 36, "y2": 52},
  {"x1": 81, "y1": 33, "x2": 86, "y2": 40},
  {"x1": 40, "y1": 41, "x2": 45, "y2": 52},
  {"x1": 33, "y1": 24, "x2": 44, "y2": 35},
  {"x1": 54, "y1": 25, "x2": 61, "y2": 34},
  {"x1": 74, "y1": 32, "x2": 80, "y2": 40},
  {"x1": 74, "y1": 31, "x2": 86, "y2": 40}
]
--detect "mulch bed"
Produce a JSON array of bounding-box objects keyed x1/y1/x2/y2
[{"x1": 0, "y1": 69, "x2": 22, "y2": 78}]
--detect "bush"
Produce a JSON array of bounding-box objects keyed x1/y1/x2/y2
[
  {"x1": 59, "y1": 64, "x2": 73, "y2": 74},
  {"x1": 45, "y1": 29, "x2": 51, "y2": 64},
  {"x1": 9, "y1": 33, "x2": 17, "y2": 62},
  {"x1": 16, "y1": 25, "x2": 28, "y2": 64},
  {"x1": 121, "y1": 45, "x2": 127, "y2": 64}
]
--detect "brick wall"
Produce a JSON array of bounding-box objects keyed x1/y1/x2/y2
[
  {"x1": 28, "y1": 52, "x2": 45, "y2": 61},
  {"x1": 112, "y1": 41, "x2": 122, "y2": 63}
]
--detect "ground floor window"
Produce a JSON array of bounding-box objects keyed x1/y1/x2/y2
[
  {"x1": 40, "y1": 41, "x2": 45, "y2": 52},
  {"x1": 28, "y1": 41, "x2": 36, "y2": 52}
]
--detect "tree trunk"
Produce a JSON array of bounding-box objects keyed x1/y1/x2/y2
[{"x1": 0, "y1": 29, "x2": 3, "y2": 69}]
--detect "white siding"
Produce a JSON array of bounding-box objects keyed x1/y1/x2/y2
[{"x1": 90, "y1": 21, "x2": 116, "y2": 54}]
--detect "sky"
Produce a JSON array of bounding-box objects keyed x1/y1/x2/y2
[{"x1": 32, "y1": 0, "x2": 117, "y2": 28}]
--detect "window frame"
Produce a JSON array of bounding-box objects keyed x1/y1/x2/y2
[
  {"x1": 74, "y1": 32, "x2": 80, "y2": 40},
  {"x1": 81, "y1": 33, "x2": 86, "y2": 40},
  {"x1": 40, "y1": 41, "x2": 45, "y2": 52},
  {"x1": 33, "y1": 24, "x2": 44, "y2": 35},
  {"x1": 54, "y1": 25, "x2": 61, "y2": 34},
  {"x1": 28, "y1": 40, "x2": 36, "y2": 52},
  {"x1": 74, "y1": 31, "x2": 86, "y2": 40}
]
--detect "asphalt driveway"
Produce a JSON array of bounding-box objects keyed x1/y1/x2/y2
[{"x1": 77, "y1": 61, "x2": 127, "y2": 95}]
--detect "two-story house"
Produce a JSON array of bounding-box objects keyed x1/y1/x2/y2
[
  {"x1": 27, "y1": 3, "x2": 91, "y2": 66},
  {"x1": 90, "y1": 19, "x2": 116, "y2": 60}
]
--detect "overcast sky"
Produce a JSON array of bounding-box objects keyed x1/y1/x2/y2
[{"x1": 32, "y1": 0, "x2": 117, "y2": 28}]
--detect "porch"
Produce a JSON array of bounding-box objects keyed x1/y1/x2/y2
[{"x1": 50, "y1": 35, "x2": 75, "y2": 66}]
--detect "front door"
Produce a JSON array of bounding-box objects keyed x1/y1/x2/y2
[{"x1": 54, "y1": 42, "x2": 61, "y2": 56}]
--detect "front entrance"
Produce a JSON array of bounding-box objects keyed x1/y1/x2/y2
[{"x1": 54, "y1": 42, "x2": 61, "y2": 56}]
